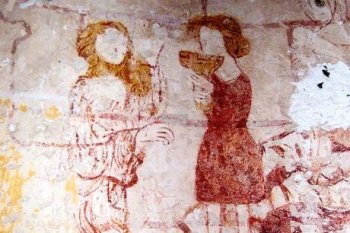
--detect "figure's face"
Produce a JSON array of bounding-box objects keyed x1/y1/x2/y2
[
  {"x1": 199, "y1": 26, "x2": 241, "y2": 82},
  {"x1": 95, "y1": 28, "x2": 128, "y2": 64},
  {"x1": 199, "y1": 26, "x2": 227, "y2": 55}
]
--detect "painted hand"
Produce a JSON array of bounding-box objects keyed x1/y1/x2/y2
[
  {"x1": 136, "y1": 123, "x2": 174, "y2": 148},
  {"x1": 190, "y1": 74, "x2": 213, "y2": 104}
]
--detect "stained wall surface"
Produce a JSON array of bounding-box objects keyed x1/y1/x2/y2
[{"x1": 1, "y1": 0, "x2": 350, "y2": 232}]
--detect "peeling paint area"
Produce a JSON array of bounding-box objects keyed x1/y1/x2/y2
[{"x1": 289, "y1": 61, "x2": 350, "y2": 131}]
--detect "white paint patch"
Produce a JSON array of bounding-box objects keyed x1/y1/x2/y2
[{"x1": 289, "y1": 61, "x2": 350, "y2": 131}]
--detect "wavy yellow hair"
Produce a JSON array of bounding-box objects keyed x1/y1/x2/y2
[{"x1": 76, "y1": 21, "x2": 151, "y2": 97}]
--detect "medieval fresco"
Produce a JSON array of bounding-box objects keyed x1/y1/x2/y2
[{"x1": 1, "y1": 0, "x2": 350, "y2": 232}]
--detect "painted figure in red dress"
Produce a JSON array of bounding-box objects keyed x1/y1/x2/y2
[
  {"x1": 181, "y1": 15, "x2": 265, "y2": 203},
  {"x1": 178, "y1": 15, "x2": 298, "y2": 232}
]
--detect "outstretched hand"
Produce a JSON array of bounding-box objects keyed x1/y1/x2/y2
[{"x1": 136, "y1": 123, "x2": 174, "y2": 148}]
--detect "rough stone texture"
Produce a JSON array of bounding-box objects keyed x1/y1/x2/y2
[{"x1": 1, "y1": 0, "x2": 350, "y2": 232}]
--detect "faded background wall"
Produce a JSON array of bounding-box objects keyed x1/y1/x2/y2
[{"x1": 1, "y1": 0, "x2": 350, "y2": 232}]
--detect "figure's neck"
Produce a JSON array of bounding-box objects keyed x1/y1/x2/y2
[{"x1": 215, "y1": 53, "x2": 241, "y2": 82}]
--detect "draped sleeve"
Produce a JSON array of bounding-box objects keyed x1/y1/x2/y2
[{"x1": 67, "y1": 76, "x2": 144, "y2": 187}]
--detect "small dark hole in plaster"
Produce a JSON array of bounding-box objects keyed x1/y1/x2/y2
[
  {"x1": 322, "y1": 69, "x2": 330, "y2": 77},
  {"x1": 347, "y1": 94, "x2": 350, "y2": 97},
  {"x1": 315, "y1": 0, "x2": 326, "y2": 7},
  {"x1": 317, "y1": 82, "x2": 324, "y2": 88}
]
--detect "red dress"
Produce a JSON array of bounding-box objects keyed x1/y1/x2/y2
[{"x1": 195, "y1": 73, "x2": 265, "y2": 204}]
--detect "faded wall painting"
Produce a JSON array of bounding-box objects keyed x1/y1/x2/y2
[
  {"x1": 69, "y1": 21, "x2": 174, "y2": 232},
  {"x1": 1, "y1": 0, "x2": 350, "y2": 232}
]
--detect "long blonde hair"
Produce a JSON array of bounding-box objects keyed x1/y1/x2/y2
[{"x1": 76, "y1": 21, "x2": 152, "y2": 97}]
